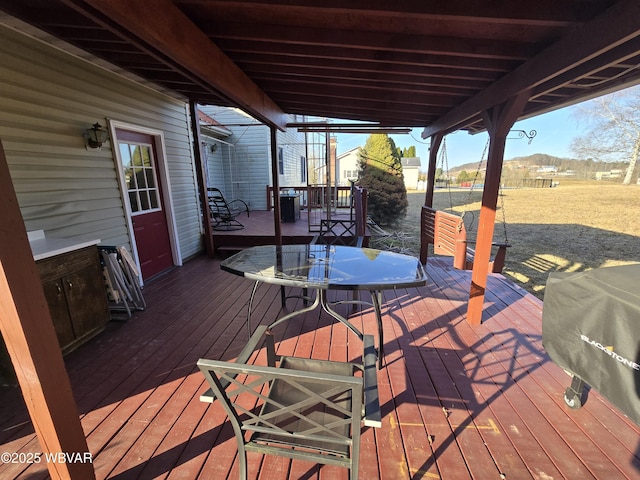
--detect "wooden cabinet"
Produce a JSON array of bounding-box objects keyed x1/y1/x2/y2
[{"x1": 36, "y1": 246, "x2": 109, "y2": 354}]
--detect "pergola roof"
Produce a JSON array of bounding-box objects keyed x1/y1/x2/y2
[{"x1": 1, "y1": 0, "x2": 640, "y2": 134}]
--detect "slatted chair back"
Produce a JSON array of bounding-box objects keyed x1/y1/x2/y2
[
  {"x1": 314, "y1": 219, "x2": 364, "y2": 247},
  {"x1": 313, "y1": 185, "x2": 368, "y2": 247},
  {"x1": 207, "y1": 187, "x2": 249, "y2": 231},
  {"x1": 197, "y1": 328, "x2": 364, "y2": 480}
]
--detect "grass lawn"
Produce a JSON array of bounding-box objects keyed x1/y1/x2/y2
[{"x1": 369, "y1": 179, "x2": 640, "y2": 299}]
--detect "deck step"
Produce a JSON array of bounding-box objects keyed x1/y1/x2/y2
[{"x1": 215, "y1": 245, "x2": 249, "y2": 257}]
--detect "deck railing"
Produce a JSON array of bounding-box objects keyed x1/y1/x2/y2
[
  {"x1": 266, "y1": 185, "x2": 368, "y2": 234},
  {"x1": 266, "y1": 185, "x2": 354, "y2": 210}
]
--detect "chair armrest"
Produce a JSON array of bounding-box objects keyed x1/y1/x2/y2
[
  {"x1": 362, "y1": 334, "x2": 381, "y2": 428},
  {"x1": 464, "y1": 239, "x2": 511, "y2": 248},
  {"x1": 199, "y1": 325, "x2": 270, "y2": 402},
  {"x1": 228, "y1": 199, "x2": 250, "y2": 215}
]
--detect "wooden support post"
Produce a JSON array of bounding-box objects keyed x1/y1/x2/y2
[
  {"x1": 270, "y1": 127, "x2": 283, "y2": 246},
  {"x1": 424, "y1": 132, "x2": 444, "y2": 208},
  {"x1": 467, "y1": 91, "x2": 530, "y2": 325},
  {"x1": 189, "y1": 101, "x2": 215, "y2": 256},
  {"x1": 0, "y1": 140, "x2": 95, "y2": 479}
]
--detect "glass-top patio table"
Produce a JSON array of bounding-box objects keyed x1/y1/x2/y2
[{"x1": 220, "y1": 244, "x2": 428, "y2": 368}]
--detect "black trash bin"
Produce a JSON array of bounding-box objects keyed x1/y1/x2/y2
[{"x1": 542, "y1": 264, "x2": 640, "y2": 425}]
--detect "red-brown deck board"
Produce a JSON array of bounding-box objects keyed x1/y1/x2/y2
[{"x1": 1, "y1": 254, "x2": 639, "y2": 479}]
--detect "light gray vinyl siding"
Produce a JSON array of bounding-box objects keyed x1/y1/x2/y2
[
  {"x1": 201, "y1": 141, "x2": 226, "y2": 189},
  {"x1": 199, "y1": 106, "x2": 307, "y2": 210},
  {"x1": 277, "y1": 126, "x2": 307, "y2": 187},
  {"x1": 0, "y1": 25, "x2": 203, "y2": 260},
  {"x1": 199, "y1": 106, "x2": 270, "y2": 209}
]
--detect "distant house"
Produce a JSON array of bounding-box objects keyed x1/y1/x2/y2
[
  {"x1": 336, "y1": 149, "x2": 422, "y2": 190},
  {"x1": 336, "y1": 147, "x2": 361, "y2": 185},
  {"x1": 198, "y1": 106, "x2": 311, "y2": 210},
  {"x1": 536, "y1": 165, "x2": 558, "y2": 174},
  {"x1": 401, "y1": 157, "x2": 422, "y2": 190},
  {"x1": 595, "y1": 169, "x2": 624, "y2": 180}
]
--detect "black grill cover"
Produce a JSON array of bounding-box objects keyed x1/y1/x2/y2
[{"x1": 542, "y1": 265, "x2": 640, "y2": 425}]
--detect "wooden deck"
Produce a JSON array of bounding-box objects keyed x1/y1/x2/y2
[
  {"x1": 212, "y1": 209, "x2": 367, "y2": 250},
  {"x1": 1, "y1": 254, "x2": 639, "y2": 479}
]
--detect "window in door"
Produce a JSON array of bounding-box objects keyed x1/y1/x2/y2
[{"x1": 119, "y1": 143, "x2": 161, "y2": 214}]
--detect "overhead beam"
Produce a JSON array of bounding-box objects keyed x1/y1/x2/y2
[
  {"x1": 191, "y1": 0, "x2": 601, "y2": 27},
  {"x1": 422, "y1": 0, "x2": 640, "y2": 137},
  {"x1": 283, "y1": 102, "x2": 441, "y2": 126},
  {"x1": 260, "y1": 79, "x2": 464, "y2": 107},
  {"x1": 222, "y1": 40, "x2": 519, "y2": 73},
  {"x1": 208, "y1": 23, "x2": 534, "y2": 61},
  {"x1": 275, "y1": 96, "x2": 447, "y2": 124},
  {"x1": 238, "y1": 61, "x2": 493, "y2": 90},
  {"x1": 61, "y1": 0, "x2": 287, "y2": 130},
  {"x1": 295, "y1": 127, "x2": 411, "y2": 134}
]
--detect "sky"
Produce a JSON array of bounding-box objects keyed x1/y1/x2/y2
[{"x1": 334, "y1": 105, "x2": 585, "y2": 170}]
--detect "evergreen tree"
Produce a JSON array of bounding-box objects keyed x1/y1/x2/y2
[
  {"x1": 404, "y1": 146, "x2": 417, "y2": 157},
  {"x1": 358, "y1": 134, "x2": 408, "y2": 226}
]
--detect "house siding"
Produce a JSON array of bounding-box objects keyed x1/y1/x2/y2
[
  {"x1": 199, "y1": 106, "x2": 307, "y2": 210},
  {"x1": 0, "y1": 25, "x2": 203, "y2": 261},
  {"x1": 336, "y1": 148, "x2": 361, "y2": 186}
]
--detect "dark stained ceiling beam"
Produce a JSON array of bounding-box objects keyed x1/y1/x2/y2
[
  {"x1": 206, "y1": 23, "x2": 535, "y2": 61},
  {"x1": 249, "y1": 69, "x2": 484, "y2": 94},
  {"x1": 531, "y1": 37, "x2": 640, "y2": 101},
  {"x1": 220, "y1": 40, "x2": 519, "y2": 73},
  {"x1": 289, "y1": 122, "x2": 412, "y2": 134},
  {"x1": 262, "y1": 80, "x2": 461, "y2": 108},
  {"x1": 254, "y1": 76, "x2": 478, "y2": 107},
  {"x1": 182, "y1": 0, "x2": 601, "y2": 27},
  {"x1": 60, "y1": 0, "x2": 287, "y2": 130},
  {"x1": 234, "y1": 57, "x2": 500, "y2": 84},
  {"x1": 422, "y1": 0, "x2": 640, "y2": 137},
  {"x1": 283, "y1": 105, "x2": 436, "y2": 126},
  {"x1": 273, "y1": 96, "x2": 447, "y2": 124}
]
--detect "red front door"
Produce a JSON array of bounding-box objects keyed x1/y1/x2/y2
[{"x1": 117, "y1": 129, "x2": 173, "y2": 280}]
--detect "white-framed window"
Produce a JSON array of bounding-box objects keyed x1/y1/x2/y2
[
  {"x1": 119, "y1": 142, "x2": 161, "y2": 214},
  {"x1": 278, "y1": 147, "x2": 284, "y2": 175}
]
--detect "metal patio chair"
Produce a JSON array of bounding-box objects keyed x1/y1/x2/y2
[
  {"x1": 197, "y1": 325, "x2": 380, "y2": 480},
  {"x1": 207, "y1": 187, "x2": 249, "y2": 231},
  {"x1": 280, "y1": 217, "x2": 364, "y2": 307}
]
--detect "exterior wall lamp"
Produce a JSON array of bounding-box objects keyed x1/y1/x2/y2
[{"x1": 85, "y1": 122, "x2": 109, "y2": 150}]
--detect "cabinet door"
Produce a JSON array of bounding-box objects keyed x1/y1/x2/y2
[
  {"x1": 63, "y1": 269, "x2": 108, "y2": 340},
  {"x1": 41, "y1": 280, "x2": 75, "y2": 349}
]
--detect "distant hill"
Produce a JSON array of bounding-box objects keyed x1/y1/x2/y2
[{"x1": 449, "y1": 153, "x2": 630, "y2": 180}]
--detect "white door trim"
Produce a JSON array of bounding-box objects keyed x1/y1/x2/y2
[{"x1": 107, "y1": 119, "x2": 183, "y2": 283}]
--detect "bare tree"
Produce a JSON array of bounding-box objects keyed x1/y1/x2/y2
[{"x1": 570, "y1": 85, "x2": 640, "y2": 185}]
